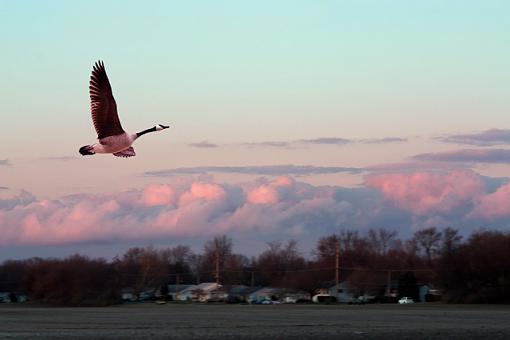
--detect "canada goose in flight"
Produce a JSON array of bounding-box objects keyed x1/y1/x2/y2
[{"x1": 79, "y1": 61, "x2": 169, "y2": 157}]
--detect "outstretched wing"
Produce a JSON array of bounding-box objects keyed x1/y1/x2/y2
[
  {"x1": 89, "y1": 61, "x2": 125, "y2": 139},
  {"x1": 113, "y1": 147, "x2": 136, "y2": 158}
]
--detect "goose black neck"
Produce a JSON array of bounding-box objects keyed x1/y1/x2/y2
[{"x1": 136, "y1": 126, "x2": 157, "y2": 138}]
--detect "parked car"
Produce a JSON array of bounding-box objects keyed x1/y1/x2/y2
[
  {"x1": 349, "y1": 296, "x2": 367, "y2": 305},
  {"x1": 312, "y1": 294, "x2": 337, "y2": 303},
  {"x1": 398, "y1": 297, "x2": 414, "y2": 304}
]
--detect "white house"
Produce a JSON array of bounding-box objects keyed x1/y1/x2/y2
[{"x1": 176, "y1": 282, "x2": 220, "y2": 302}]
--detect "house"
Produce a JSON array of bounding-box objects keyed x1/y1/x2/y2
[
  {"x1": 277, "y1": 288, "x2": 310, "y2": 303},
  {"x1": 0, "y1": 292, "x2": 30, "y2": 303},
  {"x1": 207, "y1": 285, "x2": 230, "y2": 302},
  {"x1": 15, "y1": 293, "x2": 29, "y2": 303},
  {"x1": 247, "y1": 287, "x2": 280, "y2": 304},
  {"x1": 121, "y1": 288, "x2": 137, "y2": 302},
  {"x1": 0, "y1": 292, "x2": 13, "y2": 303},
  {"x1": 246, "y1": 287, "x2": 311, "y2": 304},
  {"x1": 165, "y1": 284, "x2": 193, "y2": 301},
  {"x1": 138, "y1": 288, "x2": 157, "y2": 301},
  {"x1": 121, "y1": 287, "x2": 157, "y2": 302},
  {"x1": 232, "y1": 286, "x2": 263, "y2": 303},
  {"x1": 315, "y1": 282, "x2": 357, "y2": 303},
  {"x1": 175, "y1": 282, "x2": 220, "y2": 302},
  {"x1": 419, "y1": 284, "x2": 442, "y2": 302},
  {"x1": 207, "y1": 285, "x2": 249, "y2": 303}
]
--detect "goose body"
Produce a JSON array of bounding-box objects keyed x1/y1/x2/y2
[{"x1": 79, "y1": 61, "x2": 169, "y2": 157}]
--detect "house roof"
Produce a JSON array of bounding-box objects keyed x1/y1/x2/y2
[
  {"x1": 166, "y1": 284, "x2": 193, "y2": 293},
  {"x1": 233, "y1": 286, "x2": 263, "y2": 296},
  {"x1": 248, "y1": 287, "x2": 281, "y2": 296},
  {"x1": 179, "y1": 282, "x2": 220, "y2": 294},
  {"x1": 210, "y1": 285, "x2": 249, "y2": 294}
]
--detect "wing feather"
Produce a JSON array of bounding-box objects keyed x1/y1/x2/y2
[
  {"x1": 113, "y1": 147, "x2": 136, "y2": 158},
  {"x1": 89, "y1": 61, "x2": 124, "y2": 139}
]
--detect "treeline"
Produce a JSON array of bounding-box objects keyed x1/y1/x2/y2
[{"x1": 1, "y1": 228, "x2": 509, "y2": 305}]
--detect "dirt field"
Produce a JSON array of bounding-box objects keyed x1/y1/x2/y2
[{"x1": 1, "y1": 303, "x2": 509, "y2": 339}]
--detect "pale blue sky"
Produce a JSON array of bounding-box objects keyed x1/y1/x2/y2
[{"x1": 2, "y1": 0, "x2": 510, "y2": 148}]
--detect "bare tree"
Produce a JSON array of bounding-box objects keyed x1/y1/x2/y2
[
  {"x1": 412, "y1": 227, "x2": 442, "y2": 265},
  {"x1": 203, "y1": 235, "x2": 233, "y2": 264},
  {"x1": 202, "y1": 235, "x2": 234, "y2": 283},
  {"x1": 367, "y1": 228, "x2": 398, "y2": 256},
  {"x1": 119, "y1": 246, "x2": 166, "y2": 296},
  {"x1": 160, "y1": 245, "x2": 193, "y2": 275},
  {"x1": 256, "y1": 240, "x2": 306, "y2": 287},
  {"x1": 338, "y1": 230, "x2": 361, "y2": 253},
  {"x1": 188, "y1": 254, "x2": 203, "y2": 284},
  {"x1": 440, "y1": 227, "x2": 462, "y2": 257},
  {"x1": 313, "y1": 234, "x2": 340, "y2": 265}
]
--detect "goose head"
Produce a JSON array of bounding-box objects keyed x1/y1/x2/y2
[
  {"x1": 79, "y1": 145, "x2": 95, "y2": 156},
  {"x1": 155, "y1": 124, "x2": 170, "y2": 131}
]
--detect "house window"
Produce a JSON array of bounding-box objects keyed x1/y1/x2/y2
[{"x1": 337, "y1": 289, "x2": 343, "y2": 293}]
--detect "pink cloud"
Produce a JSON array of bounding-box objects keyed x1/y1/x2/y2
[
  {"x1": 142, "y1": 184, "x2": 175, "y2": 207},
  {"x1": 471, "y1": 183, "x2": 510, "y2": 219},
  {"x1": 0, "y1": 178, "x2": 345, "y2": 245},
  {"x1": 365, "y1": 170, "x2": 486, "y2": 215},
  {"x1": 179, "y1": 182, "x2": 226, "y2": 206},
  {"x1": 272, "y1": 176, "x2": 295, "y2": 188},
  {"x1": 247, "y1": 185, "x2": 279, "y2": 205},
  {"x1": 245, "y1": 177, "x2": 296, "y2": 205},
  {"x1": 189, "y1": 182, "x2": 226, "y2": 200},
  {"x1": 1, "y1": 172, "x2": 508, "y2": 247}
]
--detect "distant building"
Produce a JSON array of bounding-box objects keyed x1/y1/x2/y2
[
  {"x1": 0, "y1": 292, "x2": 30, "y2": 303},
  {"x1": 165, "y1": 284, "x2": 193, "y2": 301},
  {"x1": 315, "y1": 282, "x2": 358, "y2": 303},
  {"x1": 176, "y1": 282, "x2": 220, "y2": 302},
  {"x1": 121, "y1": 288, "x2": 137, "y2": 302},
  {"x1": 419, "y1": 284, "x2": 442, "y2": 302},
  {"x1": 278, "y1": 288, "x2": 310, "y2": 303},
  {"x1": 232, "y1": 286, "x2": 263, "y2": 303},
  {"x1": 247, "y1": 287, "x2": 280, "y2": 304},
  {"x1": 207, "y1": 285, "x2": 249, "y2": 303},
  {"x1": 247, "y1": 287, "x2": 310, "y2": 304}
]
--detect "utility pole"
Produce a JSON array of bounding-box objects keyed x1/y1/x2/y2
[
  {"x1": 335, "y1": 239, "x2": 340, "y2": 287},
  {"x1": 175, "y1": 273, "x2": 180, "y2": 300},
  {"x1": 386, "y1": 270, "x2": 392, "y2": 297},
  {"x1": 215, "y1": 249, "x2": 220, "y2": 285},
  {"x1": 250, "y1": 271, "x2": 255, "y2": 287}
]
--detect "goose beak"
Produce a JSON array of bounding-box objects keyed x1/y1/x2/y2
[{"x1": 159, "y1": 124, "x2": 170, "y2": 129}]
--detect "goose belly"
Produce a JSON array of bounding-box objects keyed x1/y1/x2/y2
[{"x1": 96, "y1": 134, "x2": 134, "y2": 153}]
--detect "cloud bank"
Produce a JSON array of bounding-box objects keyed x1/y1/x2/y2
[
  {"x1": 145, "y1": 165, "x2": 363, "y2": 177},
  {"x1": 188, "y1": 136, "x2": 407, "y2": 149},
  {"x1": 188, "y1": 141, "x2": 219, "y2": 148},
  {"x1": 0, "y1": 159, "x2": 9, "y2": 166},
  {"x1": 440, "y1": 129, "x2": 510, "y2": 146},
  {"x1": 413, "y1": 149, "x2": 510, "y2": 163},
  {"x1": 298, "y1": 137, "x2": 351, "y2": 145},
  {"x1": 1, "y1": 170, "x2": 509, "y2": 246}
]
